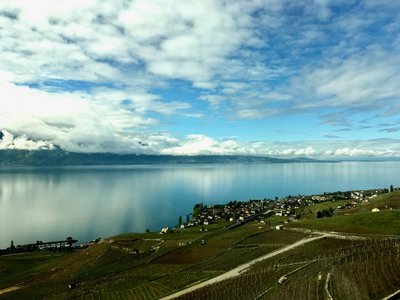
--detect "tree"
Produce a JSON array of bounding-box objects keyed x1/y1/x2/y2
[
  {"x1": 328, "y1": 207, "x2": 334, "y2": 217},
  {"x1": 9, "y1": 240, "x2": 15, "y2": 253},
  {"x1": 317, "y1": 211, "x2": 324, "y2": 218},
  {"x1": 178, "y1": 215, "x2": 182, "y2": 227},
  {"x1": 66, "y1": 237, "x2": 73, "y2": 247},
  {"x1": 186, "y1": 214, "x2": 190, "y2": 223},
  {"x1": 390, "y1": 185, "x2": 394, "y2": 192},
  {"x1": 193, "y1": 203, "x2": 203, "y2": 217}
]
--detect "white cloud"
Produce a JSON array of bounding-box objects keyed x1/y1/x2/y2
[
  {"x1": 160, "y1": 135, "x2": 241, "y2": 156},
  {"x1": 281, "y1": 147, "x2": 317, "y2": 156},
  {"x1": 0, "y1": 1, "x2": 399, "y2": 157},
  {"x1": 0, "y1": 82, "x2": 158, "y2": 152},
  {"x1": 0, "y1": 130, "x2": 54, "y2": 150},
  {"x1": 292, "y1": 49, "x2": 400, "y2": 110},
  {"x1": 332, "y1": 148, "x2": 396, "y2": 157},
  {"x1": 155, "y1": 136, "x2": 400, "y2": 158}
]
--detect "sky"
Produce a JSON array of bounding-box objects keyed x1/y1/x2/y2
[{"x1": 0, "y1": 0, "x2": 399, "y2": 159}]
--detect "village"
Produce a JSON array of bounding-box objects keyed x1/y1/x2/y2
[
  {"x1": 0, "y1": 237, "x2": 102, "y2": 256},
  {"x1": 2, "y1": 187, "x2": 396, "y2": 254},
  {"x1": 166, "y1": 186, "x2": 397, "y2": 234}
]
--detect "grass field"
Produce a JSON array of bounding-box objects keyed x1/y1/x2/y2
[
  {"x1": 287, "y1": 192, "x2": 400, "y2": 235},
  {"x1": 289, "y1": 210, "x2": 400, "y2": 235}
]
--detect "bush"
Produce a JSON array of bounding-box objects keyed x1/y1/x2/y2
[{"x1": 316, "y1": 208, "x2": 334, "y2": 219}]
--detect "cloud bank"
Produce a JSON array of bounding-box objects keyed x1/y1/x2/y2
[{"x1": 0, "y1": 0, "x2": 399, "y2": 158}]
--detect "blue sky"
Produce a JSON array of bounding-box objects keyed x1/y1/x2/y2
[{"x1": 0, "y1": 0, "x2": 399, "y2": 158}]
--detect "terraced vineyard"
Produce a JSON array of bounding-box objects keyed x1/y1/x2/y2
[
  {"x1": 1, "y1": 192, "x2": 399, "y2": 299},
  {"x1": 178, "y1": 238, "x2": 400, "y2": 300},
  {"x1": 0, "y1": 221, "x2": 310, "y2": 299}
]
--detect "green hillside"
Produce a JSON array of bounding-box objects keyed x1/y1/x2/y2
[
  {"x1": 289, "y1": 191, "x2": 400, "y2": 235},
  {"x1": 0, "y1": 192, "x2": 399, "y2": 299}
]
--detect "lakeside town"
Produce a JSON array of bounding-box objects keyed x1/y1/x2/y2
[
  {"x1": 1, "y1": 186, "x2": 399, "y2": 299},
  {"x1": 2, "y1": 186, "x2": 397, "y2": 255},
  {"x1": 169, "y1": 185, "x2": 398, "y2": 233}
]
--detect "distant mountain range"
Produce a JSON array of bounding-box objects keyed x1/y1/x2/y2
[{"x1": 0, "y1": 149, "x2": 320, "y2": 166}]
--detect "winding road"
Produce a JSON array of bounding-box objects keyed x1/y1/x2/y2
[
  {"x1": 161, "y1": 230, "x2": 371, "y2": 300},
  {"x1": 161, "y1": 234, "x2": 325, "y2": 300}
]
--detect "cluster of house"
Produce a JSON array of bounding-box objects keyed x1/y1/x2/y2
[
  {"x1": 0, "y1": 237, "x2": 79, "y2": 255},
  {"x1": 190, "y1": 200, "x2": 269, "y2": 227},
  {"x1": 160, "y1": 187, "x2": 394, "y2": 234}
]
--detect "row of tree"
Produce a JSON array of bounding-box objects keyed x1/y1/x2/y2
[{"x1": 316, "y1": 208, "x2": 334, "y2": 219}]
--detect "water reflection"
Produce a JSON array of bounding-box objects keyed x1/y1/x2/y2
[{"x1": 0, "y1": 162, "x2": 398, "y2": 248}]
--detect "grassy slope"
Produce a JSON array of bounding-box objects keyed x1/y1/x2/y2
[
  {"x1": 290, "y1": 210, "x2": 400, "y2": 234},
  {"x1": 1, "y1": 192, "x2": 399, "y2": 299},
  {"x1": 0, "y1": 222, "x2": 306, "y2": 299},
  {"x1": 182, "y1": 237, "x2": 400, "y2": 300},
  {"x1": 183, "y1": 192, "x2": 400, "y2": 300},
  {"x1": 0, "y1": 252, "x2": 72, "y2": 289},
  {"x1": 288, "y1": 191, "x2": 400, "y2": 235}
]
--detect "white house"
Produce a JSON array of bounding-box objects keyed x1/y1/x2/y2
[{"x1": 160, "y1": 227, "x2": 169, "y2": 234}]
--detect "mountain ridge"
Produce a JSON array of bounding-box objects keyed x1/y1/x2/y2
[{"x1": 0, "y1": 149, "x2": 321, "y2": 166}]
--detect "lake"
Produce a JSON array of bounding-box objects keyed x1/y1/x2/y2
[{"x1": 0, "y1": 162, "x2": 398, "y2": 248}]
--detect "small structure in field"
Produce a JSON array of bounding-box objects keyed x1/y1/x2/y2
[
  {"x1": 276, "y1": 224, "x2": 284, "y2": 230},
  {"x1": 278, "y1": 276, "x2": 287, "y2": 284},
  {"x1": 160, "y1": 227, "x2": 169, "y2": 234},
  {"x1": 371, "y1": 208, "x2": 380, "y2": 212}
]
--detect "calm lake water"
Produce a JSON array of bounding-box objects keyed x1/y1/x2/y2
[{"x1": 0, "y1": 162, "x2": 398, "y2": 248}]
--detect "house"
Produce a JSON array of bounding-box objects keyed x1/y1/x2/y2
[
  {"x1": 312, "y1": 196, "x2": 326, "y2": 202},
  {"x1": 371, "y1": 208, "x2": 380, "y2": 212},
  {"x1": 351, "y1": 191, "x2": 364, "y2": 200},
  {"x1": 276, "y1": 224, "x2": 284, "y2": 230},
  {"x1": 160, "y1": 227, "x2": 169, "y2": 234},
  {"x1": 275, "y1": 211, "x2": 283, "y2": 217}
]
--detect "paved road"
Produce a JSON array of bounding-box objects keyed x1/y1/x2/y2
[
  {"x1": 160, "y1": 234, "x2": 325, "y2": 300},
  {"x1": 161, "y1": 230, "x2": 372, "y2": 300}
]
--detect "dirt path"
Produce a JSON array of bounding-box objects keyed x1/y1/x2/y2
[
  {"x1": 0, "y1": 286, "x2": 23, "y2": 296},
  {"x1": 382, "y1": 289, "x2": 400, "y2": 300},
  {"x1": 160, "y1": 234, "x2": 325, "y2": 300}
]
